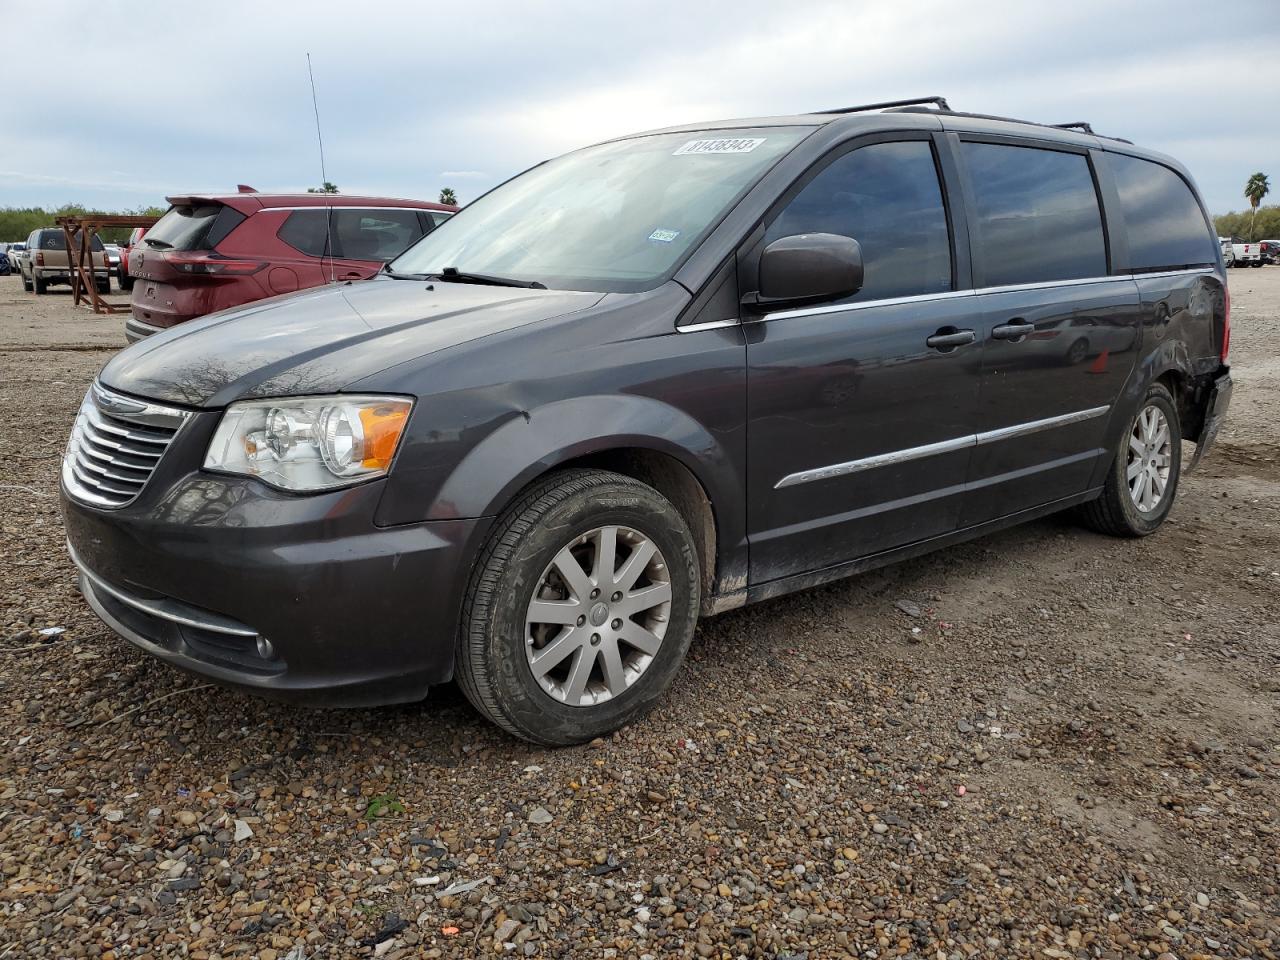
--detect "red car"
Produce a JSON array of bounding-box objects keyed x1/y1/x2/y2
[
  {"x1": 126, "y1": 190, "x2": 456, "y2": 341},
  {"x1": 117, "y1": 226, "x2": 147, "y2": 292}
]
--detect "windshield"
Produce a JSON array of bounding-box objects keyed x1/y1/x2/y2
[{"x1": 390, "y1": 128, "x2": 808, "y2": 292}]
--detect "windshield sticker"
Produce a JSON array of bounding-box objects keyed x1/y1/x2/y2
[
  {"x1": 673, "y1": 137, "x2": 766, "y2": 156},
  {"x1": 648, "y1": 228, "x2": 680, "y2": 243}
]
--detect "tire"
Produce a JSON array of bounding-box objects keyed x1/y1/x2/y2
[
  {"x1": 456, "y1": 468, "x2": 701, "y2": 746},
  {"x1": 21, "y1": 272, "x2": 32, "y2": 292},
  {"x1": 119, "y1": 274, "x2": 134, "y2": 292},
  {"x1": 97, "y1": 278, "x2": 110, "y2": 294},
  {"x1": 33, "y1": 275, "x2": 47, "y2": 295},
  {"x1": 1078, "y1": 381, "x2": 1181, "y2": 537}
]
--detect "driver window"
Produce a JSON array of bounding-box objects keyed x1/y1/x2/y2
[{"x1": 765, "y1": 140, "x2": 952, "y2": 303}]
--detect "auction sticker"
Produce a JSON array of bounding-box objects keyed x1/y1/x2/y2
[
  {"x1": 673, "y1": 137, "x2": 766, "y2": 156},
  {"x1": 648, "y1": 228, "x2": 680, "y2": 243}
]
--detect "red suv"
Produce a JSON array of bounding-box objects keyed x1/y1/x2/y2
[{"x1": 126, "y1": 191, "x2": 456, "y2": 341}]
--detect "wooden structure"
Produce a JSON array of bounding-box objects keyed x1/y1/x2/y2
[{"x1": 55, "y1": 214, "x2": 160, "y2": 315}]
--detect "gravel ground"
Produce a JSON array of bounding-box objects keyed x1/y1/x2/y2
[{"x1": 1, "y1": 272, "x2": 1277, "y2": 960}]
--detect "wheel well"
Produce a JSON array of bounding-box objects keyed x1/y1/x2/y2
[
  {"x1": 544, "y1": 448, "x2": 718, "y2": 599},
  {"x1": 1155, "y1": 369, "x2": 1193, "y2": 436}
]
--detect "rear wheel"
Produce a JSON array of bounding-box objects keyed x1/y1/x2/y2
[
  {"x1": 33, "y1": 275, "x2": 47, "y2": 295},
  {"x1": 1078, "y1": 381, "x2": 1181, "y2": 537},
  {"x1": 456, "y1": 469, "x2": 701, "y2": 745},
  {"x1": 96, "y1": 277, "x2": 110, "y2": 294}
]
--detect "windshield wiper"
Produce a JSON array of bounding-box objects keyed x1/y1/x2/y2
[
  {"x1": 142, "y1": 238, "x2": 173, "y2": 250},
  {"x1": 382, "y1": 263, "x2": 431, "y2": 280},
  {"x1": 433, "y1": 266, "x2": 546, "y2": 289}
]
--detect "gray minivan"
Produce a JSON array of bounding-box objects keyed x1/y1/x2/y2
[{"x1": 61, "y1": 98, "x2": 1231, "y2": 745}]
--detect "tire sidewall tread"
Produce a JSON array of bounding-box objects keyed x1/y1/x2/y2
[
  {"x1": 456, "y1": 469, "x2": 700, "y2": 746},
  {"x1": 1080, "y1": 382, "x2": 1182, "y2": 537}
]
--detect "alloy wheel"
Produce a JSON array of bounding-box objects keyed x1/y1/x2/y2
[
  {"x1": 525, "y1": 525, "x2": 672, "y2": 707},
  {"x1": 1127, "y1": 404, "x2": 1172, "y2": 512}
]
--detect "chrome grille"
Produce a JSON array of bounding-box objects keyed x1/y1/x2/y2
[{"x1": 63, "y1": 383, "x2": 191, "y2": 508}]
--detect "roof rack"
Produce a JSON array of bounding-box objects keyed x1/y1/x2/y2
[
  {"x1": 812, "y1": 97, "x2": 1132, "y2": 144},
  {"x1": 814, "y1": 96, "x2": 951, "y2": 115}
]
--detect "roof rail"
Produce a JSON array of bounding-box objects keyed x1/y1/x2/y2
[
  {"x1": 814, "y1": 96, "x2": 950, "y2": 116},
  {"x1": 812, "y1": 99, "x2": 1133, "y2": 144}
]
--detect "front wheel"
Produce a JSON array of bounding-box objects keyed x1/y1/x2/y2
[
  {"x1": 456, "y1": 469, "x2": 701, "y2": 745},
  {"x1": 1078, "y1": 382, "x2": 1181, "y2": 537}
]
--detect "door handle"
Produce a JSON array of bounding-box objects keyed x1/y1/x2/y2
[
  {"x1": 926, "y1": 327, "x2": 976, "y2": 351},
  {"x1": 991, "y1": 318, "x2": 1035, "y2": 341},
  {"x1": 341, "y1": 271, "x2": 365, "y2": 280}
]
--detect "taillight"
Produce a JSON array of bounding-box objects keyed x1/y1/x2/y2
[
  {"x1": 162, "y1": 252, "x2": 266, "y2": 276},
  {"x1": 1221, "y1": 287, "x2": 1230, "y2": 362},
  {"x1": 35, "y1": 252, "x2": 44, "y2": 267}
]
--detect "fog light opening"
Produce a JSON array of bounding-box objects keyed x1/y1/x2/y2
[{"x1": 256, "y1": 636, "x2": 276, "y2": 660}]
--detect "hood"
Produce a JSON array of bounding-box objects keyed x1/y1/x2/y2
[{"x1": 100, "y1": 279, "x2": 605, "y2": 407}]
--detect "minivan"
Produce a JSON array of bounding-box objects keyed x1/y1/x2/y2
[
  {"x1": 62, "y1": 98, "x2": 1232, "y2": 745},
  {"x1": 125, "y1": 191, "x2": 457, "y2": 341}
]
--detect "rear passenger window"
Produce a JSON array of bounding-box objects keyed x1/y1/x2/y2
[
  {"x1": 332, "y1": 209, "x2": 425, "y2": 262},
  {"x1": 1108, "y1": 154, "x2": 1216, "y2": 271},
  {"x1": 765, "y1": 140, "x2": 951, "y2": 302},
  {"x1": 278, "y1": 209, "x2": 331, "y2": 257},
  {"x1": 963, "y1": 143, "x2": 1107, "y2": 286}
]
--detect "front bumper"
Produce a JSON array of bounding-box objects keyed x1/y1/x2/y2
[
  {"x1": 124, "y1": 316, "x2": 163, "y2": 342},
  {"x1": 62, "y1": 461, "x2": 488, "y2": 707}
]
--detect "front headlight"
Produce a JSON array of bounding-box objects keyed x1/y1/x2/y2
[{"x1": 204, "y1": 395, "x2": 413, "y2": 492}]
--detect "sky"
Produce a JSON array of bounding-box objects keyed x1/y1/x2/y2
[{"x1": 1, "y1": 0, "x2": 1277, "y2": 218}]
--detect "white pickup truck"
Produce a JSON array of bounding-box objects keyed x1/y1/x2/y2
[{"x1": 1229, "y1": 237, "x2": 1263, "y2": 268}]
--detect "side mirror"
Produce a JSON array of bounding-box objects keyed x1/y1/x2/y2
[{"x1": 749, "y1": 233, "x2": 863, "y2": 310}]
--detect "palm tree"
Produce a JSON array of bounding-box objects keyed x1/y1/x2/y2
[
  {"x1": 439, "y1": 187, "x2": 457, "y2": 206},
  {"x1": 1244, "y1": 172, "x2": 1270, "y2": 240}
]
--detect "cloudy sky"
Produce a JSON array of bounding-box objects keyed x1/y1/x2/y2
[{"x1": 2, "y1": 0, "x2": 1277, "y2": 217}]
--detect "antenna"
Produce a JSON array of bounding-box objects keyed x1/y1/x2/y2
[{"x1": 306, "y1": 52, "x2": 336, "y2": 282}]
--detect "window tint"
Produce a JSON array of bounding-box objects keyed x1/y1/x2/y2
[
  {"x1": 766, "y1": 140, "x2": 951, "y2": 302},
  {"x1": 278, "y1": 209, "x2": 331, "y2": 257},
  {"x1": 145, "y1": 204, "x2": 246, "y2": 252},
  {"x1": 963, "y1": 143, "x2": 1107, "y2": 286},
  {"x1": 1109, "y1": 154, "x2": 1216, "y2": 270},
  {"x1": 332, "y1": 209, "x2": 425, "y2": 262}
]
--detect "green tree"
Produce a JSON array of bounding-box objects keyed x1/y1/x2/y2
[
  {"x1": 1213, "y1": 205, "x2": 1280, "y2": 242},
  {"x1": 438, "y1": 187, "x2": 457, "y2": 206},
  {"x1": 307, "y1": 182, "x2": 339, "y2": 194},
  {"x1": 1244, "y1": 172, "x2": 1271, "y2": 240}
]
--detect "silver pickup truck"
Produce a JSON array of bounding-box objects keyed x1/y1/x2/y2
[{"x1": 19, "y1": 228, "x2": 111, "y2": 294}]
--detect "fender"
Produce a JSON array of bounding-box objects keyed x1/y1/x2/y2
[{"x1": 424, "y1": 393, "x2": 749, "y2": 600}]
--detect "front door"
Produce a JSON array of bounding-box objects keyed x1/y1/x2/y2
[
  {"x1": 744, "y1": 138, "x2": 982, "y2": 585},
  {"x1": 954, "y1": 140, "x2": 1142, "y2": 525}
]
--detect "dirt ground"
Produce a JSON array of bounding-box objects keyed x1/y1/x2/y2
[{"x1": 0, "y1": 270, "x2": 1276, "y2": 960}]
